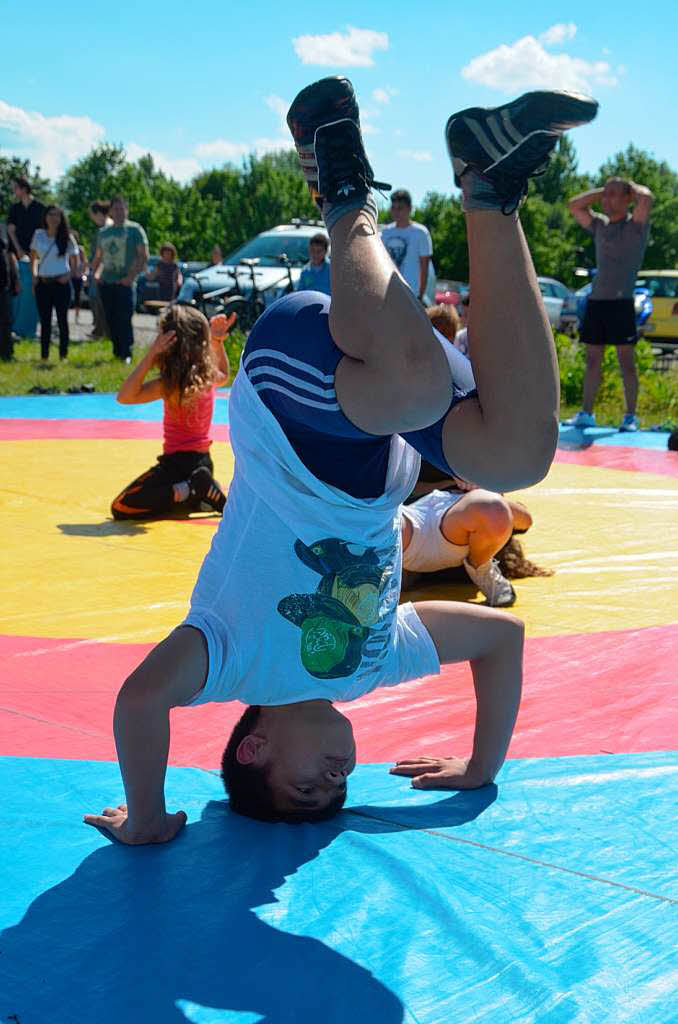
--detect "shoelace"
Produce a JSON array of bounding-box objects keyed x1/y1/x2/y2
[{"x1": 318, "y1": 125, "x2": 390, "y2": 198}]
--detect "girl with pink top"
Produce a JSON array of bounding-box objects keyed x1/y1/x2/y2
[{"x1": 111, "y1": 305, "x2": 234, "y2": 520}]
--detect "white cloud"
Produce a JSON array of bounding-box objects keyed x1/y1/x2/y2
[
  {"x1": 293, "y1": 27, "x2": 388, "y2": 67},
  {"x1": 461, "y1": 33, "x2": 618, "y2": 93},
  {"x1": 0, "y1": 99, "x2": 104, "y2": 179},
  {"x1": 372, "y1": 86, "x2": 398, "y2": 104},
  {"x1": 194, "y1": 136, "x2": 293, "y2": 166},
  {"x1": 125, "y1": 142, "x2": 202, "y2": 182},
  {"x1": 539, "y1": 23, "x2": 577, "y2": 46},
  {"x1": 265, "y1": 94, "x2": 288, "y2": 134},
  {"x1": 397, "y1": 149, "x2": 433, "y2": 163}
]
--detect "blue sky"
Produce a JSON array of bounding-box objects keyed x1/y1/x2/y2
[{"x1": 1, "y1": 0, "x2": 677, "y2": 206}]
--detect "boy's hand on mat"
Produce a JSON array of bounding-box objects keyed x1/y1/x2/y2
[
  {"x1": 83, "y1": 805, "x2": 187, "y2": 845},
  {"x1": 390, "y1": 757, "x2": 490, "y2": 790}
]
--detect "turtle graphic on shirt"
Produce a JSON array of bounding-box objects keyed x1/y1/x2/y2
[{"x1": 277, "y1": 537, "x2": 394, "y2": 678}]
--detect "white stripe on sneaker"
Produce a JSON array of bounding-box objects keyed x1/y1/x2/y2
[
  {"x1": 463, "y1": 116, "x2": 504, "y2": 162},
  {"x1": 499, "y1": 109, "x2": 523, "y2": 146},
  {"x1": 486, "y1": 114, "x2": 515, "y2": 154}
]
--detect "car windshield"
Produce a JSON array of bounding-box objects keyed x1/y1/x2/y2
[
  {"x1": 224, "y1": 235, "x2": 313, "y2": 268},
  {"x1": 636, "y1": 275, "x2": 678, "y2": 298}
]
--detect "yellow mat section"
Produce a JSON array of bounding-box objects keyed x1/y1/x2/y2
[{"x1": 3, "y1": 439, "x2": 677, "y2": 643}]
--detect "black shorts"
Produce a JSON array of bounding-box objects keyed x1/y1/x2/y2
[{"x1": 580, "y1": 298, "x2": 638, "y2": 346}]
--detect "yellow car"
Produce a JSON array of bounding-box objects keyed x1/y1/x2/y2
[{"x1": 636, "y1": 270, "x2": 678, "y2": 341}]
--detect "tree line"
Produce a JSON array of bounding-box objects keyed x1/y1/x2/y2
[{"x1": 2, "y1": 136, "x2": 677, "y2": 286}]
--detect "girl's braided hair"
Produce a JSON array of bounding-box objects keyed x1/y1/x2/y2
[{"x1": 156, "y1": 304, "x2": 217, "y2": 405}]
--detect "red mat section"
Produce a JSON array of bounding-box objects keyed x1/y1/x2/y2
[
  {"x1": 554, "y1": 446, "x2": 678, "y2": 476},
  {"x1": 1, "y1": 624, "x2": 675, "y2": 768},
  {"x1": 0, "y1": 419, "x2": 230, "y2": 442}
]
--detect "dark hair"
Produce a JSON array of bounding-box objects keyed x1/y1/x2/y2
[
  {"x1": 461, "y1": 293, "x2": 470, "y2": 307},
  {"x1": 13, "y1": 176, "x2": 32, "y2": 194},
  {"x1": 160, "y1": 241, "x2": 177, "y2": 260},
  {"x1": 605, "y1": 176, "x2": 632, "y2": 195},
  {"x1": 89, "y1": 200, "x2": 111, "y2": 216},
  {"x1": 110, "y1": 195, "x2": 128, "y2": 208},
  {"x1": 44, "y1": 205, "x2": 71, "y2": 257},
  {"x1": 668, "y1": 429, "x2": 678, "y2": 452},
  {"x1": 391, "y1": 189, "x2": 412, "y2": 208},
  {"x1": 309, "y1": 233, "x2": 329, "y2": 250},
  {"x1": 221, "y1": 706, "x2": 347, "y2": 824},
  {"x1": 426, "y1": 303, "x2": 459, "y2": 341}
]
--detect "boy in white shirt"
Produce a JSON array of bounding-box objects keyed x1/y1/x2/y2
[{"x1": 85, "y1": 77, "x2": 597, "y2": 843}]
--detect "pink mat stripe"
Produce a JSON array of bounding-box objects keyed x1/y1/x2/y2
[
  {"x1": 0, "y1": 419, "x2": 230, "y2": 442},
  {"x1": 554, "y1": 446, "x2": 678, "y2": 476},
  {"x1": 1, "y1": 623, "x2": 675, "y2": 768}
]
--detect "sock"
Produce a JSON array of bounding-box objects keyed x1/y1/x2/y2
[
  {"x1": 173, "y1": 481, "x2": 190, "y2": 502},
  {"x1": 322, "y1": 191, "x2": 378, "y2": 234},
  {"x1": 457, "y1": 167, "x2": 522, "y2": 216}
]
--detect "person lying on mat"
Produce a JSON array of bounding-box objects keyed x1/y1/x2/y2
[
  {"x1": 84, "y1": 76, "x2": 597, "y2": 842},
  {"x1": 110, "y1": 307, "x2": 234, "y2": 520}
]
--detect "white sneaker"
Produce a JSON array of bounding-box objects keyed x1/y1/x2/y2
[
  {"x1": 571, "y1": 410, "x2": 596, "y2": 429},
  {"x1": 464, "y1": 558, "x2": 516, "y2": 607}
]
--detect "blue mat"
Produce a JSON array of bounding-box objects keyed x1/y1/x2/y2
[
  {"x1": 2, "y1": 753, "x2": 675, "y2": 1023},
  {"x1": 557, "y1": 424, "x2": 671, "y2": 450},
  {"x1": 0, "y1": 393, "x2": 231, "y2": 423}
]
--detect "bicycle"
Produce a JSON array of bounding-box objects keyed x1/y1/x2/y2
[{"x1": 220, "y1": 254, "x2": 296, "y2": 332}]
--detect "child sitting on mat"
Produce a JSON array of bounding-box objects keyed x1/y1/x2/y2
[{"x1": 110, "y1": 306, "x2": 234, "y2": 520}]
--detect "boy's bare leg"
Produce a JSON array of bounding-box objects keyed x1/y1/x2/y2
[
  {"x1": 440, "y1": 211, "x2": 560, "y2": 490},
  {"x1": 329, "y1": 208, "x2": 452, "y2": 435}
]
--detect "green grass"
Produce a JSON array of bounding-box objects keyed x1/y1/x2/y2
[
  {"x1": 1, "y1": 329, "x2": 676, "y2": 430},
  {"x1": 0, "y1": 330, "x2": 249, "y2": 397}
]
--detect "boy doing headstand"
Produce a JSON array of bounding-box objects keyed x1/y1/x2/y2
[{"x1": 85, "y1": 78, "x2": 597, "y2": 843}]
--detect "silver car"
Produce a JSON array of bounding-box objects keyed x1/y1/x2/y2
[{"x1": 538, "y1": 276, "x2": 572, "y2": 328}]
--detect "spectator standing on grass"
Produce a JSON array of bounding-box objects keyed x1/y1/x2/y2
[
  {"x1": 381, "y1": 189, "x2": 433, "y2": 303},
  {"x1": 87, "y1": 201, "x2": 112, "y2": 339},
  {"x1": 30, "y1": 205, "x2": 78, "y2": 361},
  {"x1": 568, "y1": 177, "x2": 653, "y2": 432},
  {"x1": 296, "y1": 232, "x2": 331, "y2": 295},
  {"x1": 70, "y1": 230, "x2": 87, "y2": 322},
  {"x1": 145, "y1": 242, "x2": 183, "y2": 302},
  {"x1": 90, "y1": 195, "x2": 149, "y2": 362},
  {"x1": 0, "y1": 228, "x2": 20, "y2": 361},
  {"x1": 6, "y1": 177, "x2": 45, "y2": 341}
]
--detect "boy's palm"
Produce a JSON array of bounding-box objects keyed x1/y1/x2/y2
[
  {"x1": 84, "y1": 804, "x2": 187, "y2": 845},
  {"x1": 390, "y1": 756, "x2": 488, "y2": 790}
]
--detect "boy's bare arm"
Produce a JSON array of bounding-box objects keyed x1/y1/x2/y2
[
  {"x1": 391, "y1": 602, "x2": 523, "y2": 789},
  {"x1": 84, "y1": 626, "x2": 208, "y2": 844}
]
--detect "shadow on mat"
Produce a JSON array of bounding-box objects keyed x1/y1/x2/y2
[
  {"x1": 557, "y1": 425, "x2": 618, "y2": 451},
  {"x1": 0, "y1": 788, "x2": 495, "y2": 1023},
  {"x1": 58, "y1": 520, "x2": 150, "y2": 537}
]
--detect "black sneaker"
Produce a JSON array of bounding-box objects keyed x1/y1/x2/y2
[
  {"x1": 189, "y1": 466, "x2": 226, "y2": 514},
  {"x1": 446, "y1": 90, "x2": 598, "y2": 207},
  {"x1": 287, "y1": 76, "x2": 390, "y2": 207}
]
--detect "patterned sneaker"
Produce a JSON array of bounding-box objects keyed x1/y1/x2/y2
[
  {"x1": 464, "y1": 558, "x2": 516, "y2": 607},
  {"x1": 189, "y1": 466, "x2": 226, "y2": 514},
  {"x1": 570, "y1": 410, "x2": 597, "y2": 429},
  {"x1": 619, "y1": 413, "x2": 639, "y2": 432},
  {"x1": 446, "y1": 90, "x2": 598, "y2": 212},
  {"x1": 286, "y1": 76, "x2": 390, "y2": 208}
]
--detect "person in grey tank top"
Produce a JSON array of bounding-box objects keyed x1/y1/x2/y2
[{"x1": 568, "y1": 177, "x2": 653, "y2": 432}]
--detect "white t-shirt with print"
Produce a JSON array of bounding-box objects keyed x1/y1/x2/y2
[
  {"x1": 184, "y1": 368, "x2": 440, "y2": 707},
  {"x1": 381, "y1": 221, "x2": 433, "y2": 297},
  {"x1": 31, "y1": 229, "x2": 78, "y2": 278}
]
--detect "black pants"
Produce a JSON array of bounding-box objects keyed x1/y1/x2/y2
[
  {"x1": 111, "y1": 451, "x2": 214, "y2": 520},
  {"x1": 0, "y1": 290, "x2": 13, "y2": 361},
  {"x1": 35, "y1": 278, "x2": 70, "y2": 359},
  {"x1": 99, "y1": 282, "x2": 134, "y2": 359}
]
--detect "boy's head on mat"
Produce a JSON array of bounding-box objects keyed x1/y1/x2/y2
[
  {"x1": 222, "y1": 702, "x2": 356, "y2": 822},
  {"x1": 156, "y1": 304, "x2": 218, "y2": 404}
]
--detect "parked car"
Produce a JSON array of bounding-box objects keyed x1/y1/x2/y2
[
  {"x1": 537, "y1": 276, "x2": 572, "y2": 328},
  {"x1": 635, "y1": 270, "x2": 678, "y2": 343},
  {"x1": 177, "y1": 222, "x2": 326, "y2": 309},
  {"x1": 434, "y1": 280, "x2": 468, "y2": 306}
]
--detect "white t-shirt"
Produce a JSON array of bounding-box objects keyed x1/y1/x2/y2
[
  {"x1": 31, "y1": 229, "x2": 77, "y2": 278},
  {"x1": 381, "y1": 221, "x2": 433, "y2": 297},
  {"x1": 184, "y1": 368, "x2": 440, "y2": 707}
]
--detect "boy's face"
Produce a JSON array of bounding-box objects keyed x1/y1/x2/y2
[
  {"x1": 239, "y1": 702, "x2": 356, "y2": 814},
  {"x1": 601, "y1": 181, "x2": 630, "y2": 220}
]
